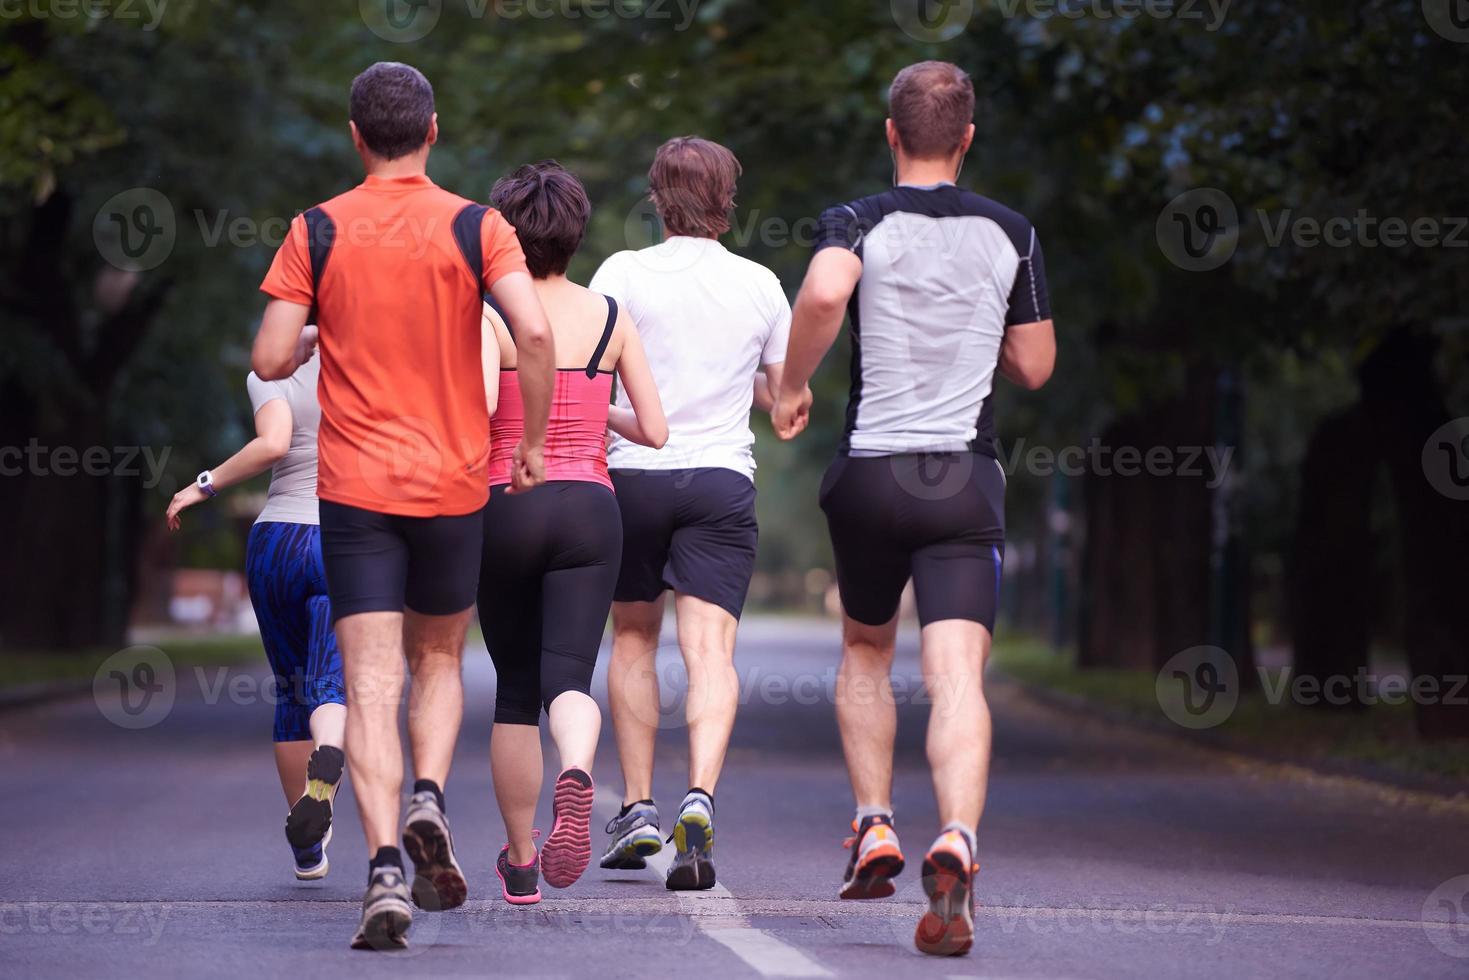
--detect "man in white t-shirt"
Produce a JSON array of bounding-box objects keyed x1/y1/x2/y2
[{"x1": 589, "y1": 136, "x2": 794, "y2": 891}]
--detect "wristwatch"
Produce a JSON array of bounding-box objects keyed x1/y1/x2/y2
[{"x1": 196, "y1": 470, "x2": 218, "y2": 498}]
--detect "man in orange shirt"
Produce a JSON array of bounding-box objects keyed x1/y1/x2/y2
[{"x1": 252, "y1": 61, "x2": 556, "y2": 951}]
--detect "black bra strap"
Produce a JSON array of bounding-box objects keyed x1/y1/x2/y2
[{"x1": 585, "y1": 295, "x2": 618, "y2": 378}]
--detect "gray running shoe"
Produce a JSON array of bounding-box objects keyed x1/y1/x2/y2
[
  {"x1": 350, "y1": 864, "x2": 413, "y2": 951},
  {"x1": 495, "y1": 844, "x2": 542, "y2": 905},
  {"x1": 665, "y1": 791, "x2": 715, "y2": 891},
  {"x1": 599, "y1": 800, "x2": 663, "y2": 870},
  {"x1": 401, "y1": 791, "x2": 467, "y2": 910}
]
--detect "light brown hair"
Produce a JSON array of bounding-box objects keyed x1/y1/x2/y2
[
  {"x1": 648, "y1": 136, "x2": 742, "y2": 239},
  {"x1": 888, "y1": 61, "x2": 975, "y2": 159}
]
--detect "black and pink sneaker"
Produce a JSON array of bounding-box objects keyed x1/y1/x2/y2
[
  {"x1": 495, "y1": 843, "x2": 541, "y2": 906},
  {"x1": 541, "y1": 767, "x2": 595, "y2": 889}
]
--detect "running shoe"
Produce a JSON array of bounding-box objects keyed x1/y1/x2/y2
[
  {"x1": 840, "y1": 814, "x2": 905, "y2": 900},
  {"x1": 541, "y1": 767, "x2": 595, "y2": 888},
  {"x1": 600, "y1": 800, "x2": 663, "y2": 870},
  {"x1": 495, "y1": 840, "x2": 542, "y2": 906},
  {"x1": 665, "y1": 790, "x2": 715, "y2": 892},
  {"x1": 350, "y1": 863, "x2": 413, "y2": 951},
  {"x1": 293, "y1": 840, "x2": 329, "y2": 881},
  {"x1": 401, "y1": 789, "x2": 467, "y2": 911},
  {"x1": 286, "y1": 745, "x2": 344, "y2": 852},
  {"x1": 914, "y1": 829, "x2": 978, "y2": 957}
]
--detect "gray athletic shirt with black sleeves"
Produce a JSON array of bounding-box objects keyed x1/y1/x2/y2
[
  {"x1": 245, "y1": 355, "x2": 320, "y2": 526},
  {"x1": 813, "y1": 183, "x2": 1051, "y2": 458}
]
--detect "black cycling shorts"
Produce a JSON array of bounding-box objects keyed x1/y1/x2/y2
[
  {"x1": 820, "y1": 452, "x2": 1005, "y2": 630},
  {"x1": 609, "y1": 467, "x2": 758, "y2": 621},
  {"x1": 319, "y1": 500, "x2": 483, "y2": 622}
]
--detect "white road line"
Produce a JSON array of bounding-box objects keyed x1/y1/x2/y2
[{"x1": 596, "y1": 787, "x2": 833, "y2": 978}]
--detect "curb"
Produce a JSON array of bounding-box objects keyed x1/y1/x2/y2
[
  {"x1": 0, "y1": 680, "x2": 93, "y2": 713},
  {"x1": 993, "y1": 668, "x2": 1469, "y2": 807}
]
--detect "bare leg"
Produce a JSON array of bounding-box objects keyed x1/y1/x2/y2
[
  {"x1": 675, "y1": 594, "x2": 739, "y2": 795},
  {"x1": 490, "y1": 723, "x2": 543, "y2": 865},
  {"x1": 273, "y1": 740, "x2": 314, "y2": 806},
  {"x1": 309, "y1": 702, "x2": 347, "y2": 749},
  {"x1": 609, "y1": 598, "x2": 664, "y2": 804},
  {"x1": 338, "y1": 611, "x2": 407, "y2": 851},
  {"x1": 403, "y1": 607, "x2": 473, "y2": 788},
  {"x1": 921, "y1": 620, "x2": 993, "y2": 830},
  {"x1": 837, "y1": 613, "x2": 899, "y2": 811},
  {"x1": 547, "y1": 691, "x2": 600, "y2": 773}
]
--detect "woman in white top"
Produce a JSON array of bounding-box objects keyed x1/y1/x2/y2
[{"x1": 166, "y1": 326, "x2": 347, "y2": 881}]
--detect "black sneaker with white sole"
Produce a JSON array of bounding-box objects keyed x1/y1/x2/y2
[
  {"x1": 350, "y1": 863, "x2": 413, "y2": 951},
  {"x1": 286, "y1": 745, "x2": 344, "y2": 852},
  {"x1": 402, "y1": 789, "x2": 467, "y2": 911}
]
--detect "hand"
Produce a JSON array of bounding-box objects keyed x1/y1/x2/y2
[
  {"x1": 165, "y1": 484, "x2": 207, "y2": 531},
  {"x1": 507, "y1": 440, "x2": 546, "y2": 495},
  {"x1": 772, "y1": 386, "x2": 813, "y2": 441}
]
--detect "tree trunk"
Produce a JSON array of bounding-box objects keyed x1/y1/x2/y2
[
  {"x1": 1360, "y1": 330, "x2": 1469, "y2": 739},
  {"x1": 1078, "y1": 371, "x2": 1223, "y2": 672},
  {"x1": 1288, "y1": 404, "x2": 1376, "y2": 709}
]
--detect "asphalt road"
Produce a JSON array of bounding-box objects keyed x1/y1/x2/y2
[{"x1": 3, "y1": 617, "x2": 1467, "y2": 978}]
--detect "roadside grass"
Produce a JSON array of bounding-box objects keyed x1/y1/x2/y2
[
  {"x1": 992, "y1": 635, "x2": 1469, "y2": 784},
  {"x1": 3, "y1": 634, "x2": 265, "y2": 691}
]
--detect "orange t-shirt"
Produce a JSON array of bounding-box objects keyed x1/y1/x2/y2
[{"x1": 260, "y1": 174, "x2": 527, "y2": 517}]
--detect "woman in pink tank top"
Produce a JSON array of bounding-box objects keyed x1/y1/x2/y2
[{"x1": 477, "y1": 161, "x2": 666, "y2": 905}]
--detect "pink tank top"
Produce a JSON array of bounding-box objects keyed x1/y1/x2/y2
[{"x1": 487, "y1": 295, "x2": 617, "y2": 492}]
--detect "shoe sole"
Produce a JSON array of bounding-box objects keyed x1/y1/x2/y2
[
  {"x1": 665, "y1": 811, "x2": 715, "y2": 891},
  {"x1": 294, "y1": 825, "x2": 333, "y2": 881},
  {"x1": 600, "y1": 829, "x2": 662, "y2": 870},
  {"x1": 285, "y1": 780, "x2": 337, "y2": 849},
  {"x1": 350, "y1": 900, "x2": 412, "y2": 951},
  {"x1": 839, "y1": 849, "x2": 905, "y2": 900},
  {"x1": 914, "y1": 849, "x2": 974, "y2": 956},
  {"x1": 542, "y1": 773, "x2": 595, "y2": 889},
  {"x1": 495, "y1": 861, "x2": 542, "y2": 906},
  {"x1": 403, "y1": 817, "x2": 467, "y2": 911}
]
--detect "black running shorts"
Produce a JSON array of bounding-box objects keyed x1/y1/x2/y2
[
  {"x1": 319, "y1": 500, "x2": 483, "y2": 622},
  {"x1": 609, "y1": 467, "x2": 758, "y2": 621},
  {"x1": 820, "y1": 452, "x2": 1005, "y2": 630}
]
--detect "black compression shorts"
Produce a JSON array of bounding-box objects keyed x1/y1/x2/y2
[
  {"x1": 318, "y1": 500, "x2": 483, "y2": 622},
  {"x1": 820, "y1": 452, "x2": 1005, "y2": 630}
]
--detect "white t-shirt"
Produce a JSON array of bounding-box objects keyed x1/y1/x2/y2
[
  {"x1": 245, "y1": 356, "x2": 321, "y2": 526},
  {"x1": 589, "y1": 237, "x2": 791, "y2": 480}
]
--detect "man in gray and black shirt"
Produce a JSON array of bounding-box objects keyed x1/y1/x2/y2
[{"x1": 773, "y1": 60, "x2": 1056, "y2": 957}]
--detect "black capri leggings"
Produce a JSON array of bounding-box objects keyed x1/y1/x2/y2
[{"x1": 478, "y1": 481, "x2": 623, "y2": 726}]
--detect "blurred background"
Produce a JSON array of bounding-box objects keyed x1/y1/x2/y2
[{"x1": 2, "y1": 1, "x2": 1466, "y2": 771}]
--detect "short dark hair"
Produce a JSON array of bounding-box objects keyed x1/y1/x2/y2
[
  {"x1": 648, "y1": 137, "x2": 741, "y2": 239},
  {"x1": 888, "y1": 61, "x2": 975, "y2": 159},
  {"x1": 349, "y1": 62, "x2": 435, "y2": 160},
  {"x1": 489, "y1": 161, "x2": 591, "y2": 279}
]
